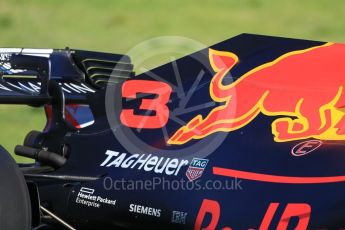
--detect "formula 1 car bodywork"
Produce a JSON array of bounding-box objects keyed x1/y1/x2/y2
[{"x1": 1, "y1": 34, "x2": 345, "y2": 229}]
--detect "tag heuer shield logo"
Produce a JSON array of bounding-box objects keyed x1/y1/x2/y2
[{"x1": 185, "y1": 158, "x2": 209, "y2": 181}]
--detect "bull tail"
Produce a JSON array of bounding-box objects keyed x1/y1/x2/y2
[
  {"x1": 168, "y1": 49, "x2": 268, "y2": 145},
  {"x1": 209, "y1": 49, "x2": 239, "y2": 101}
]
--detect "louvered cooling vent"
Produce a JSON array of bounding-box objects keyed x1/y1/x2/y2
[{"x1": 72, "y1": 50, "x2": 134, "y2": 88}]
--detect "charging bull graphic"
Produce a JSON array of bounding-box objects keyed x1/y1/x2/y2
[{"x1": 168, "y1": 43, "x2": 345, "y2": 144}]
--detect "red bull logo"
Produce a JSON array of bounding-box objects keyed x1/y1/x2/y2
[{"x1": 168, "y1": 43, "x2": 345, "y2": 144}]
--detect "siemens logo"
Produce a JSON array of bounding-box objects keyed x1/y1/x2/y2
[
  {"x1": 129, "y1": 204, "x2": 161, "y2": 218},
  {"x1": 100, "y1": 150, "x2": 189, "y2": 176}
]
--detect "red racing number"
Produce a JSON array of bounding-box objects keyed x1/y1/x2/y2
[{"x1": 120, "y1": 80, "x2": 172, "y2": 129}]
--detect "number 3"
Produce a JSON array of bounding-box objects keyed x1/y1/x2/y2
[{"x1": 120, "y1": 80, "x2": 172, "y2": 129}]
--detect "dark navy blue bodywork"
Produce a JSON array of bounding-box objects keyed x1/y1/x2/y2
[{"x1": 2, "y1": 34, "x2": 344, "y2": 229}]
